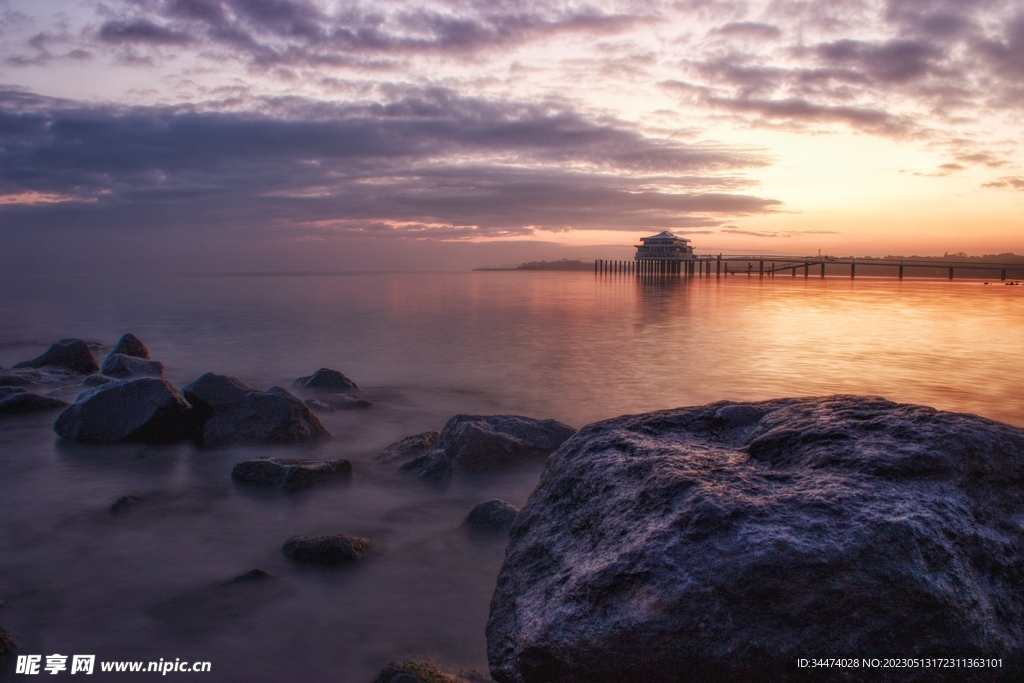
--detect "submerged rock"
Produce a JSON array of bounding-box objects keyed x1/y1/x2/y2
[
  {"x1": 182, "y1": 373, "x2": 329, "y2": 448},
  {"x1": 304, "y1": 395, "x2": 371, "y2": 412},
  {"x1": 0, "y1": 391, "x2": 68, "y2": 415},
  {"x1": 53, "y1": 378, "x2": 192, "y2": 444},
  {"x1": 100, "y1": 353, "x2": 164, "y2": 379},
  {"x1": 146, "y1": 568, "x2": 291, "y2": 634},
  {"x1": 282, "y1": 534, "x2": 372, "y2": 566},
  {"x1": 232, "y1": 457, "x2": 352, "y2": 491},
  {"x1": 487, "y1": 396, "x2": 1024, "y2": 683},
  {"x1": 82, "y1": 375, "x2": 115, "y2": 387},
  {"x1": 464, "y1": 500, "x2": 519, "y2": 535},
  {"x1": 372, "y1": 660, "x2": 490, "y2": 683},
  {"x1": 109, "y1": 495, "x2": 145, "y2": 514},
  {"x1": 0, "y1": 625, "x2": 17, "y2": 657},
  {"x1": 377, "y1": 431, "x2": 441, "y2": 464},
  {"x1": 401, "y1": 415, "x2": 575, "y2": 480},
  {"x1": 294, "y1": 368, "x2": 358, "y2": 391},
  {"x1": 109, "y1": 333, "x2": 150, "y2": 359},
  {"x1": 13, "y1": 338, "x2": 98, "y2": 375}
]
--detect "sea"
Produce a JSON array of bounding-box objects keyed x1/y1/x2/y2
[{"x1": 1, "y1": 271, "x2": 1022, "y2": 681}]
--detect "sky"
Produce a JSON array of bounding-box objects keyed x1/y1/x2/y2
[{"x1": 1, "y1": 0, "x2": 1022, "y2": 272}]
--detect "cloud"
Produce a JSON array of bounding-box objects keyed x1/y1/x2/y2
[
  {"x1": 0, "y1": 88, "x2": 778, "y2": 250},
  {"x1": 711, "y1": 22, "x2": 782, "y2": 39},
  {"x1": 99, "y1": 20, "x2": 193, "y2": 45},
  {"x1": 982, "y1": 176, "x2": 1024, "y2": 190}
]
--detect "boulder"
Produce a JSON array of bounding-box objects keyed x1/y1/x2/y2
[
  {"x1": 82, "y1": 375, "x2": 115, "y2": 387},
  {"x1": 53, "y1": 378, "x2": 192, "y2": 444},
  {"x1": 109, "y1": 333, "x2": 150, "y2": 359},
  {"x1": 182, "y1": 373, "x2": 329, "y2": 448},
  {"x1": 377, "y1": 430, "x2": 441, "y2": 463},
  {"x1": 293, "y1": 368, "x2": 358, "y2": 391},
  {"x1": 0, "y1": 367, "x2": 81, "y2": 388},
  {"x1": 100, "y1": 353, "x2": 164, "y2": 379},
  {"x1": 232, "y1": 458, "x2": 352, "y2": 491},
  {"x1": 0, "y1": 391, "x2": 68, "y2": 415},
  {"x1": 487, "y1": 396, "x2": 1024, "y2": 683},
  {"x1": 464, "y1": 500, "x2": 519, "y2": 535},
  {"x1": 401, "y1": 415, "x2": 576, "y2": 480},
  {"x1": 13, "y1": 338, "x2": 98, "y2": 374},
  {"x1": 282, "y1": 534, "x2": 372, "y2": 566},
  {"x1": 372, "y1": 660, "x2": 490, "y2": 683}
]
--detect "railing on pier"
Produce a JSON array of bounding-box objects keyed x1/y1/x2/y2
[{"x1": 593, "y1": 256, "x2": 1024, "y2": 281}]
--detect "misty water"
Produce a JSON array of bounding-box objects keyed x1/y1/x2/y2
[{"x1": 1, "y1": 271, "x2": 1023, "y2": 682}]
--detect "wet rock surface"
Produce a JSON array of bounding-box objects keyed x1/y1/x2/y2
[
  {"x1": 53, "y1": 378, "x2": 192, "y2": 444},
  {"x1": 487, "y1": 396, "x2": 1024, "y2": 683},
  {"x1": 377, "y1": 431, "x2": 441, "y2": 464},
  {"x1": 109, "y1": 333, "x2": 150, "y2": 359},
  {"x1": 464, "y1": 500, "x2": 519, "y2": 535},
  {"x1": 109, "y1": 495, "x2": 144, "y2": 514},
  {"x1": 183, "y1": 373, "x2": 329, "y2": 448},
  {"x1": 0, "y1": 391, "x2": 66, "y2": 415},
  {"x1": 13, "y1": 338, "x2": 99, "y2": 375},
  {"x1": 231, "y1": 457, "x2": 352, "y2": 491},
  {"x1": 100, "y1": 353, "x2": 164, "y2": 379},
  {"x1": 372, "y1": 660, "x2": 492, "y2": 683},
  {"x1": 401, "y1": 415, "x2": 575, "y2": 480},
  {"x1": 294, "y1": 368, "x2": 358, "y2": 391},
  {"x1": 282, "y1": 534, "x2": 372, "y2": 566}
]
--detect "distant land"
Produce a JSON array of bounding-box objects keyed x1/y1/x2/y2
[{"x1": 473, "y1": 259, "x2": 595, "y2": 271}]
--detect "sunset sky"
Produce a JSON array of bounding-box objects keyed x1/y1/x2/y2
[{"x1": 1, "y1": 0, "x2": 1022, "y2": 271}]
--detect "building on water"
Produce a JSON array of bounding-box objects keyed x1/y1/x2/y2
[{"x1": 634, "y1": 231, "x2": 694, "y2": 262}]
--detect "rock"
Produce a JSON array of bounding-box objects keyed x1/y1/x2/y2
[
  {"x1": 399, "y1": 450, "x2": 453, "y2": 481},
  {"x1": 464, "y1": 500, "x2": 519, "y2": 535},
  {"x1": 486, "y1": 396, "x2": 1024, "y2": 683},
  {"x1": 0, "y1": 391, "x2": 68, "y2": 415},
  {"x1": 82, "y1": 375, "x2": 115, "y2": 387},
  {"x1": 0, "y1": 366, "x2": 84, "y2": 388},
  {"x1": 293, "y1": 368, "x2": 358, "y2": 391},
  {"x1": 0, "y1": 625, "x2": 17, "y2": 657},
  {"x1": 146, "y1": 568, "x2": 291, "y2": 634},
  {"x1": 53, "y1": 378, "x2": 192, "y2": 444},
  {"x1": 109, "y1": 333, "x2": 150, "y2": 359},
  {"x1": 304, "y1": 395, "x2": 371, "y2": 412},
  {"x1": 100, "y1": 353, "x2": 164, "y2": 379},
  {"x1": 401, "y1": 415, "x2": 576, "y2": 480},
  {"x1": 282, "y1": 534, "x2": 372, "y2": 566},
  {"x1": 13, "y1": 338, "x2": 98, "y2": 374},
  {"x1": 109, "y1": 495, "x2": 144, "y2": 514},
  {"x1": 182, "y1": 373, "x2": 329, "y2": 448},
  {"x1": 0, "y1": 387, "x2": 26, "y2": 398},
  {"x1": 372, "y1": 660, "x2": 490, "y2": 683},
  {"x1": 231, "y1": 458, "x2": 352, "y2": 491},
  {"x1": 377, "y1": 431, "x2": 441, "y2": 463}
]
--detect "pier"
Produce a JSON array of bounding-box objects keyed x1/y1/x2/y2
[{"x1": 594, "y1": 255, "x2": 1024, "y2": 281}]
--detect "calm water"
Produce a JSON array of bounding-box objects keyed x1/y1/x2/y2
[{"x1": 1, "y1": 272, "x2": 1022, "y2": 681}]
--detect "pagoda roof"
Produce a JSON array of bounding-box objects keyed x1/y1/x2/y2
[{"x1": 640, "y1": 231, "x2": 690, "y2": 242}]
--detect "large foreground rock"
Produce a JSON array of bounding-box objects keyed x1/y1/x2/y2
[
  {"x1": 54, "y1": 378, "x2": 192, "y2": 444},
  {"x1": 372, "y1": 660, "x2": 491, "y2": 683},
  {"x1": 232, "y1": 458, "x2": 352, "y2": 491},
  {"x1": 13, "y1": 338, "x2": 98, "y2": 374},
  {"x1": 487, "y1": 396, "x2": 1024, "y2": 683},
  {"x1": 183, "y1": 373, "x2": 329, "y2": 448},
  {"x1": 401, "y1": 415, "x2": 575, "y2": 480}
]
